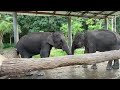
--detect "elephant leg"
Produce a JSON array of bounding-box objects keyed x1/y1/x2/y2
[
  {"x1": 20, "y1": 50, "x2": 32, "y2": 58},
  {"x1": 40, "y1": 45, "x2": 52, "y2": 58},
  {"x1": 112, "y1": 59, "x2": 119, "y2": 69},
  {"x1": 111, "y1": 45, "x2": 119, "y2": 69},
  {"x1": 88, "y1": 44, "x2": 97, "y2": 69},
  {"x1": 91, "y1": 64, "x2": 97, "y2": 69},
  {"x1": 106, "y1": 60, "x2": 113, "y2": 70},
  {"x1": 21, "y1": 53, "x2": 32, "y2": 58},
  {"x1": 82, "y1": 48, "x2": 88, "y2": 68}
]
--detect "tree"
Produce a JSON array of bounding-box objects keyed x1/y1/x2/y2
[
  {"x1": 0, "y1": 14, "x2": 21, "y2": 48},
  {"x1": 17, "y1": 15, "x2": 67, "y2": 37},
  {"x1": 60, "y1": 17, "x2": 84, "y2": 39}
]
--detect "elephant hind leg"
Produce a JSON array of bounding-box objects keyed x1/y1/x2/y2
[
  {"x1": 110, "y1": 45, "x2": 120, "y2": 70},
  {"x1": 19, "y1": 50, "x2": 32, "y2": 58},
  {"x1": 106, "y1": 60, "x2": 113, "y2": 70},
  {"x1": 112, "y1": 59, "x2": 119, "y2": 69}
]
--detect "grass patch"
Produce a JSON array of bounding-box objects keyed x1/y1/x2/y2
[
  {"x1": 33, "y1": 48, "x2": 85, "y2": 58},
  {"x1": 74, "y1": 48, "x2": 84, "y2": 55}
]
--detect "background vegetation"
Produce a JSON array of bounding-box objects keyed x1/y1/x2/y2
[{"x1": 1, "y1": 13, "x2": 120, "y2": 58}]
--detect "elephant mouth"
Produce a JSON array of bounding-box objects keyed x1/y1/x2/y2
[
  {"x1": 55, "y1": 46, "x2": 62, "y2": 49},
  {"x1": 55, "y1": 44, "x2": 62, "y2": 49}
]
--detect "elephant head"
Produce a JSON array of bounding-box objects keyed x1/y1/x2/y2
[
  {"x1": 47, "y1": 32, "x2": 72, "y2": 55},
  {"x1": 71, "y1": 33, "x2": 84, "y2": 54}
]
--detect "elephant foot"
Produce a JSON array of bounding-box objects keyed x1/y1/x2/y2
[
  {"x1": 112, "y1": 60, "x2": 119, "y2": 69},
  {"x1": 91, "y1": 64, "x2": 97, "y2": 69},
  {"x1": 82, "y1": 65, "x2": 88, "y2": 68},
  {"x1": 112, "y1": 65, "x2": 119, "y2": 69},
  {"x1": 106, "y1": 66, "x2": 112, "y2": 70}
]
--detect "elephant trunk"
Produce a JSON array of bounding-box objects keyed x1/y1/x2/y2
[
  {"x1": 62, "y1": 41, "x2": 72, "y2": 55},
  {"x1": 71, "y1": 44, "x2": 75, "y2": 55},
  {"x1": 71, "y1": 41, "x2": 76, "y2": 55}
]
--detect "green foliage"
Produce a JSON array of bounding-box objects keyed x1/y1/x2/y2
[
  {"x1": 60, "y1": 17, "x2": 84, "y2": 38},
  {"x1": 2, "y1": 43, "x2": 14, "y2": 49},
  {"x1": 17, "y1": 15, "x2": 67, "y2": 36},
  {"x1": 88, "y1": 19, "x2": 102, "y2": 30},
  {"x1": 0, "y1": 14, "x2": 21, "y2": 45},
  {"x1": 0, "y1": 14, "x2": 21, "y2": 36}
]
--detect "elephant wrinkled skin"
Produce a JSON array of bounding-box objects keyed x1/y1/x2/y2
[
  {"x1": 72, "y1": 30, "x2": 120, "y2": 70},
  {"x1": 16, "y1": 32, "x2": 71, "y2": 58}
]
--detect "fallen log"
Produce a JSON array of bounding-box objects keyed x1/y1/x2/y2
[{"x1": 0, "y1": 50, "x2": 120, "y2": 76}]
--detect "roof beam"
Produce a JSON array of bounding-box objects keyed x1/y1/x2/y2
[
  {"x1": 94, "y1": 11, "x2": 104, "y2": 17},
  {"x1": 80, "y1": 11, "x2": 89, "y2": 17},
  {"x1": 66, "y1": 11, "x2": 71, "y2": 16},
  {"x1": 77, "y1": 11, "x2": 82, "y2": 15},
  {"x1": 105, "y1": 11, "x2": 117, "y2": 17},
  {"x1": 53, "y1": 11, "x2": 56, "y2": 14},
  {"x1": 0, "y1": 11, "x2": 117, "y2": 19}
]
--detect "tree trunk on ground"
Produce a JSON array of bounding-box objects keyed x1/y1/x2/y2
[{"x1": 1, "y1": 50, "x2": 120, "y2": 76}]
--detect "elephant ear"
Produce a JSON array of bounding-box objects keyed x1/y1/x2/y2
[{"x1": 47, "y1": 34, "x2": 54, "y2": 46}]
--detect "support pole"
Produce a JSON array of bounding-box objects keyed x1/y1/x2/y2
[
  {"x1": 13, "y1": 12, "x2": 19, "y2": 45},
  {"x1": 114, "y1": 15, "x2": 116, "y2": 32},
  {"x1": 104, "y1": 17, "x2": 108, "y2": 30},
  {"x1": 111, "y1": 16, "x2": 114, "y2": 31},
  {"x1": 68, "y1": 16, "x2": 72, "y2": 49}
]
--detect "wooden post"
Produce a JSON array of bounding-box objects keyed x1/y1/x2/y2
[
  {"x1": 111, "y1": 16, "x2": 114, "y2": 31},
  {"x1": 104, "y1": 17, "x2": 108, "y2": 30},
  {"x1": 68, "y1": 16, "x2": 72, "y2": 49},
  {"x1": 114, "y1": 15, "x2": 116, "y2": 32},
  {"x1": 13, "y1": 12, "x2": 19, "y2": 45}
]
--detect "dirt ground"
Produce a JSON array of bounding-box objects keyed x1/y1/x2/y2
[{"x1": 1, "y1": 61, "x2": 120, "y2": 79}]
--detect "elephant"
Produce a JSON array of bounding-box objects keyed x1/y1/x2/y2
[
  {"x1": 71, "y1": 30, "x2": 120, "y2": 70},
  {"x1": 16, "y1": 32, "x2": 72, "y2": 58}
]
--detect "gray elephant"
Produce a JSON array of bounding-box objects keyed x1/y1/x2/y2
[
  {"x1": 71, "y1": 30, "x2": 120, "y2": 70},
  {"x1": 16, "y1": 32, "x2": 71, "y2": 58}
]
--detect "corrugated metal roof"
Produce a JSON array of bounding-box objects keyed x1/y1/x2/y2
[{"x1": 0, "y1": 11, "x2": 120, "y2": 19}]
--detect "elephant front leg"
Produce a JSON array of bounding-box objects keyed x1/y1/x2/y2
[
  {"x1": 106, "y1": 60, "x2": 113, "y2": 70},
  {"x1": 112, "y1": 59, "x2": 119, "y2": 69},
  {"x1": 88, "y1": 44, "x2": 97, "y2": 70},
  {"x1": 82, "y1": 48, "x2": 88, "y2": 68},
  {"x1": 40, "y1": 45, "x2": 51, "y2": 58}
]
